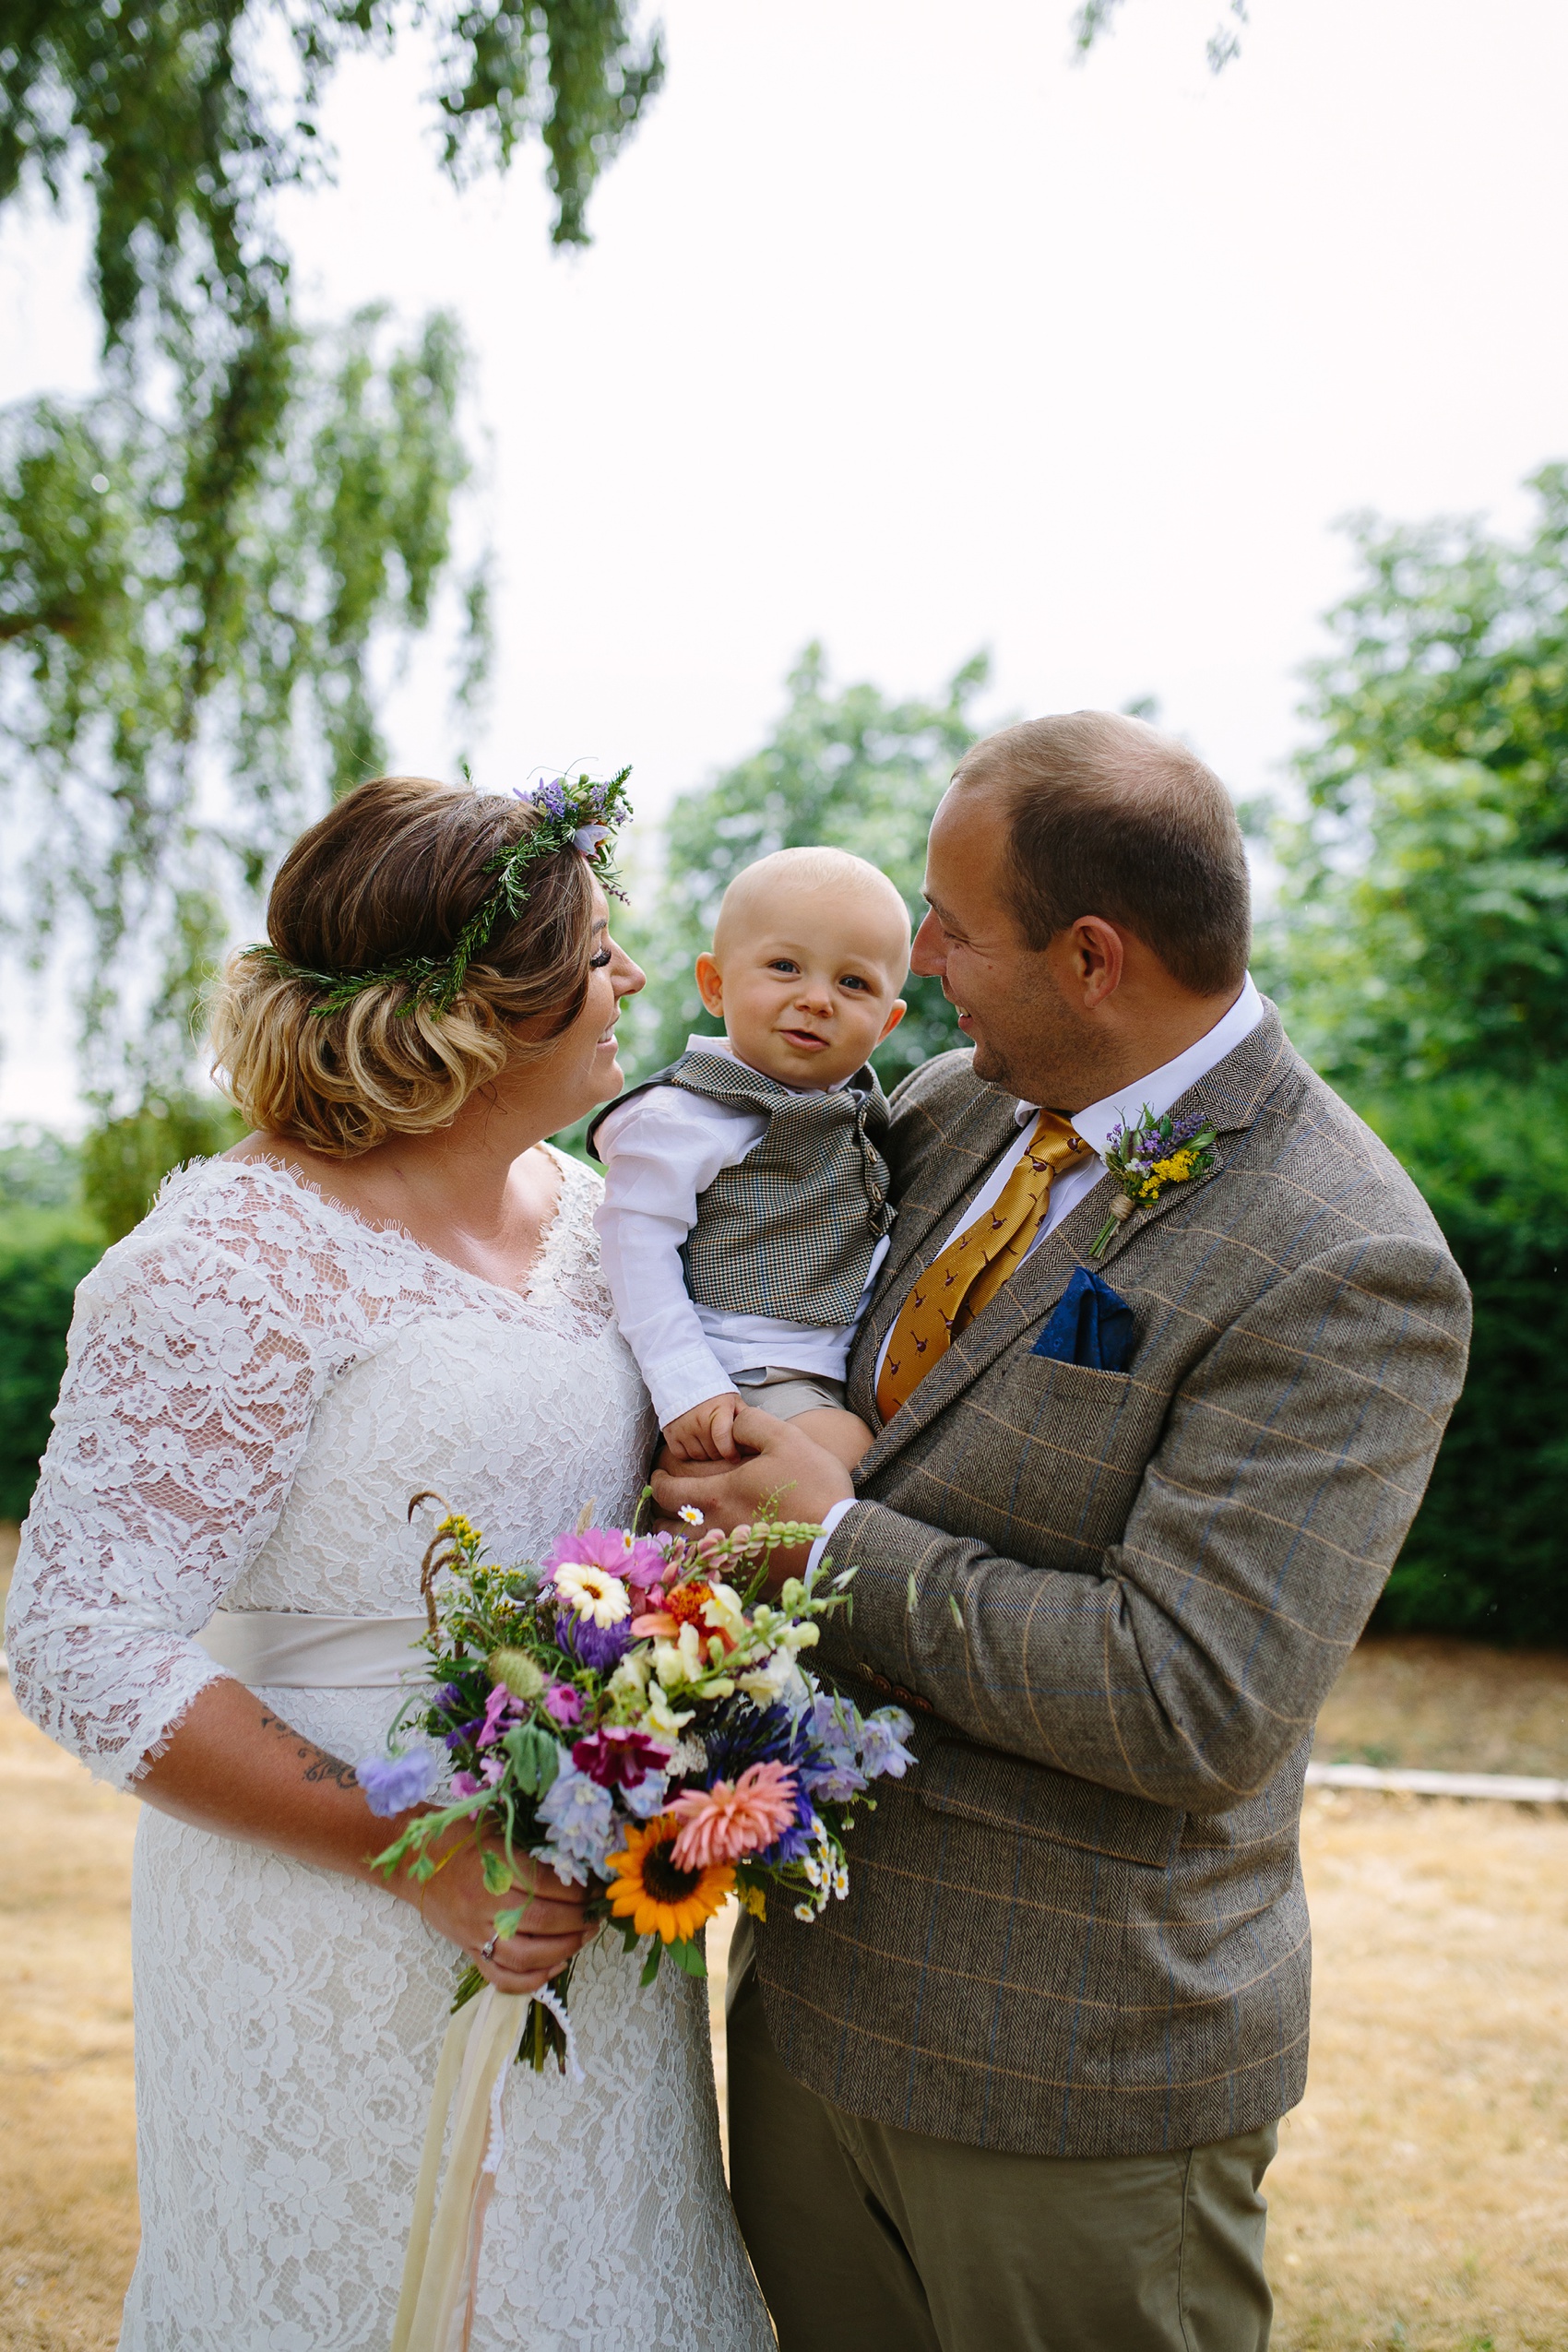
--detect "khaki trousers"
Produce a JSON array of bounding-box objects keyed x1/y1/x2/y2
[{"x1": 726, "y1": 1946, "x2": 1276, "y2": 2352}]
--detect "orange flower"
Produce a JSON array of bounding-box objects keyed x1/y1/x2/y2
[{"x1": 605, "y1": 1816, "x2": 734, "y2": 1943}]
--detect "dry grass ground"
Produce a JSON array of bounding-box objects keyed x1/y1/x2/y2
[{"x1": 3, "y1": 1516, "x2": 1565, "y2": 2351}]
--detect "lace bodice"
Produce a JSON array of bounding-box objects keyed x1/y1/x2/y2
[{"x1": 6, "y1": 1147, "x2": 653, "y2": 1787}]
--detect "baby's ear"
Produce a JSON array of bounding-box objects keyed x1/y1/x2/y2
[
  {"x1": 877, "y1": 999, "x2": 908, "y2": 1043},
  {"x1": 694, "y1": 952, "x2": 725, "y2": 1016}
]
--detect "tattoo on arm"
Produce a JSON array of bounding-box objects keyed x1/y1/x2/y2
[{"x1": 257, "y1": 1708, "x2": 362, "y2": 1794}]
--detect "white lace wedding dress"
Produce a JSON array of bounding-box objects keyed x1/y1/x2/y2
[{"x1": 5, "y1": 1149, "x2": 774, "y2": 2352}]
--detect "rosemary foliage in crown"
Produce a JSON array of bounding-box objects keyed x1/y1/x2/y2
[{"x1": 250, "y1": 769, "x2": 633, "y2": 1019}]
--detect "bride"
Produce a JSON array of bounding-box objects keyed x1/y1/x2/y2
[{"x1": 4, "y1": 773, "x2": 774, "y2": 2350}]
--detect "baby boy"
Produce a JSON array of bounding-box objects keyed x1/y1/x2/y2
[{"x1": 590, "y1": 847, "x2": 910, "y2": 1469}]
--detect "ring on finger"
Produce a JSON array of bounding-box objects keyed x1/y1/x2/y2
[{"x1": 481, "y1": 1934, "x2": 498, "y2": 1961}]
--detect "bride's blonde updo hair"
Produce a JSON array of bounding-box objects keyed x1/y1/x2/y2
[{"x1": 209, "y1": 774, "x2": 598, "y2": 1158}]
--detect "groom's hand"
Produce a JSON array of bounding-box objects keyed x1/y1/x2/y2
[{"x1": 651, "y1": 1406, "x2": 853, "y2": 1579}]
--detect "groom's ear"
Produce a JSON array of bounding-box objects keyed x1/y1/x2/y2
[
  {"x1": 695, "y1": 952, "x2": 725, "y2": 1017},
  {"x1": 876, "y1": 998, "x2": 908, "y2": 1044}
]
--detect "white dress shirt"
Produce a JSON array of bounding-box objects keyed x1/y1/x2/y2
[
  {"x1": 808, "y1": 976, "x2": 1265, "y2": 1566},
  {"x1": 594, "y1": 1036, "x2": 889, "y2": 1430}
]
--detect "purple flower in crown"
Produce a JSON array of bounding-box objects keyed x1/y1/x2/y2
[{"x1": 530, "y1": 777, "x2": 570, "y2": 819}]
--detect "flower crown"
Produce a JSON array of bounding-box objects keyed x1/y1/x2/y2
[{"x1": 249, "y1": 769, "x2": 633, "y2": 1019}]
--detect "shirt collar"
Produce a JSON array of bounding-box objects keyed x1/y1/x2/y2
[
  {"x1": 683, "y1": 1032, "x2": 854, "y2": 1095},
  {"x1": 1012, "y1": 974, "x2": 1265, "y2": 1158}
]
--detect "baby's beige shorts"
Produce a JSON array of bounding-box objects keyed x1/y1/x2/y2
[{"x1": 732, "y1": 1364, "x2": 847, "y2": 1420}]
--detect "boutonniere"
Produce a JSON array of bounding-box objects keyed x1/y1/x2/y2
[{"x1": 1089, "y1": 1106, "x2": 1218, "y2": 1258}]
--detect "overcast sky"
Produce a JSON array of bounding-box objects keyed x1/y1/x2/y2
[{"x1": 4, "y1": 0, "x2": 1567, "y2": 1126}]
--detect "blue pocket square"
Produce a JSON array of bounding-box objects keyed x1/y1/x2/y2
[{"x1": 1032, "y1": 1267, "x2": 1137, "y2": 1373}]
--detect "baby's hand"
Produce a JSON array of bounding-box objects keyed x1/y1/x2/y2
[{"x1": 662, "y1": 1394, "x2": 744, "y2": 1463}]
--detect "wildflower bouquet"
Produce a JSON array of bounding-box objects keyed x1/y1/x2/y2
[
  {"x1": 360, "y1": 1498, "x2": 914, "y2": 2041},
  {"x1": 362, "y1": 1496, "x2": 915, "y2": 2351}
]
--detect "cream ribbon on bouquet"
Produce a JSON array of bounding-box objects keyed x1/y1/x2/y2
[{"x1": 391, "y1": 1982, "x2": 582, "y2": 2352}]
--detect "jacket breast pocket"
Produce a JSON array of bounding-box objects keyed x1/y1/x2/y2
[
  {"x1": 921, "y1": 1738, "x2": 1184, "y2": 1871},
  {"x1": 978, "y1": 1349, "x2": 1162, "y2": 1550}
]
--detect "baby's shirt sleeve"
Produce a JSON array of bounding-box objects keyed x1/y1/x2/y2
[{"x1": 593, "y1": 1087, "x2": 766, "y2": 1428}]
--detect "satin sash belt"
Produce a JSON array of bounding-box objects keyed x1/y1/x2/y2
[{"x1": 195, "y1": 1610, "x2": 429, "y2": 1688}]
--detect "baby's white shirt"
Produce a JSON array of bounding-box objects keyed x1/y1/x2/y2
[{"x1": 593, "y1": 1034, "x2": 888, "y2": 1430}]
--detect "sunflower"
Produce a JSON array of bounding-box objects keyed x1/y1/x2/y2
[{"x1": 606, "y1": 1816, "x2": 734, "y2": 1943}]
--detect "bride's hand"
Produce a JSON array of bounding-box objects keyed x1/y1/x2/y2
[{"x1": 402, "y1": 1838, "x2": 594, "y2": 1995}]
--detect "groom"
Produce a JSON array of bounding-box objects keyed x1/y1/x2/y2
[{"x1": 653, "y1": 711, "x2": 1470, "y2": 2352}]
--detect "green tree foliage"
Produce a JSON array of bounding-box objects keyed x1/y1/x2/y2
[
  {"x1": 621, "y1": 645, "x2": 987, "y2": 1096},
  {"x1": 1072, "y1": 0, "x2": 1252, "y2": 75},
  {"x1": 2, "y1": 307, "x2": 482, "y2": 1099},
  {"x1": 80, "y1": 1095, "x2": 244, "y2": 1239},
  {"x1": 0, "y1": 0, "x2": 659, "y2": 1100},
  {"x1": 1261, "y1": 466, "x2": 1568, "y2": 1645}
]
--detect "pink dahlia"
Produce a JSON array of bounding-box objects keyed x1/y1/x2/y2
[
  {"x1": 668, "y1": 1763, "x2": 801, "y2": 1870},
  {"x1": 543, "y1": 1526, "x2": 671, "y2": 1592}
]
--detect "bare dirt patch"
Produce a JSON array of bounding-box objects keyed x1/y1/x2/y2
[
  {"x1": 0, "y1": 1681, "x2": 140, "y2": 2352},
  {"x1": 1315, "y1": 1633, "x2": 1568, "y2": 1779}
]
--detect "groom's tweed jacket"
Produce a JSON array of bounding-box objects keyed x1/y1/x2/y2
[{"x1": 752, "y1": 1006, "x2": 1470, "y2": 2160}]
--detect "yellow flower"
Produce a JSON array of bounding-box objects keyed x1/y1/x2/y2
[
  {"x1": 737, "y1": 1882, "x2": 767, "y2": 1921},
  {"x1": 606, "y1": 1817, "x2": 734, "y2": 1942},
  {"x1": 439, "y1": 1514, "x2": 481, "y2": 1549}
]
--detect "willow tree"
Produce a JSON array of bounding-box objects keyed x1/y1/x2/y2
[{"x1": 0, "y1": 0, "x2": 662, "y2": 1102}]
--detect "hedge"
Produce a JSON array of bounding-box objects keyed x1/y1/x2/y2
[{"x1": 0, "y1": 1208, "x2": 106, "y2": 1523}]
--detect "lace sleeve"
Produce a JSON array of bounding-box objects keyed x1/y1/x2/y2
[{"x1": 4, "y1": 1180, "x2": 338, "y2": 1788}]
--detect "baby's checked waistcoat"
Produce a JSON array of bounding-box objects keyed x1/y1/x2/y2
[{"x1": 594, "y1": 1049, "x2": 894, "y2": 1327}]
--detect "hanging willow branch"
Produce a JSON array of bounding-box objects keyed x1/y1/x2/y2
[
  {"x1": 0, "y1": 306, "x2": 487, "y2": 1104},
  {"x1": 0, "y1": 0, "x2": 660, "y2": 1105}
]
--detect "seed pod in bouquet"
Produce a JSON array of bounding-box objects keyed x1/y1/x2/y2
[{"x1": 489, "y1": 1646, "x2": 547, "y2": 1700}]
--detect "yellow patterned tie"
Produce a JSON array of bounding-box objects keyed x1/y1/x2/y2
[{"x1": 875, "y1": 1111, "x2": 1092, "y2": 1421}]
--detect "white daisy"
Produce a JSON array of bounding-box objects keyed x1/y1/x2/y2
[{"x1": 552, "y1": 1562, "x2": 631, "y2": 1627}]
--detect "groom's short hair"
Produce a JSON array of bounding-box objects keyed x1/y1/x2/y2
[{"x1": 956, "y1": 712, "x2": 1252, "y2": 996}]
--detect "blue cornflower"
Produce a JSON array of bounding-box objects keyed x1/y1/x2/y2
[{"x1": 701, "y1": 1694, "x2": 813, "y2": 1783}]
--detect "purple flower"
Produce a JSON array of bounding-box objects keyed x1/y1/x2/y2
[
  {"x1": 477, "y1": 1682, "x2": 522, "y2": 1749},
  {"x1": 859, "y1": 1708, "x2": 918, "y2": 1780},
  {"x1": 534, "y1": 1763, "x2": 617, "y2": 1884},
  {"x1": 450, "y1": 1769, "x2": 481, "y2": 1799},
  {"x1": 529, "y1": 777, "x2": 568, "y2": 819},
  {"x1": 544, "y1": 1682, "x2": 584, "y2": 1727},
  {"x1": 356, "y1": 1749, "x2": 436, "y2": 1817},
  {"x1": 555, "y1": 1608, "x2": 632, "y2": 1674},
  {"x1": 624, "y1": 1772, "x2": 670, "y2": 1820}
]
